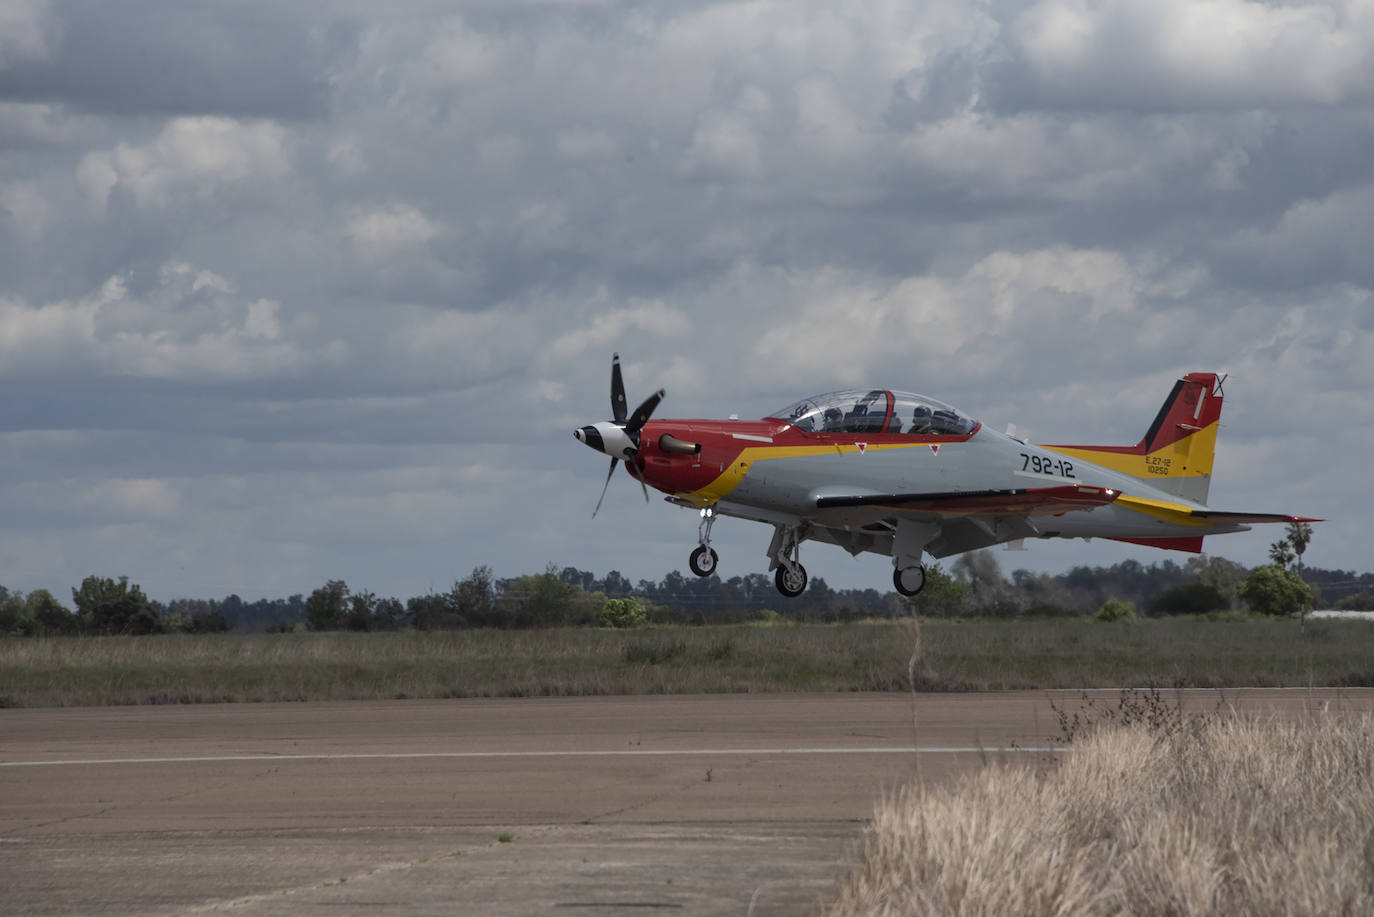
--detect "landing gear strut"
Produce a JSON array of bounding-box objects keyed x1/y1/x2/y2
[
  {"x1": 892, "y1": 519, "x2": 936, "y2": 598},
  {"x1": 688, "y1": 508, "x2": 719, "y2": 577}
]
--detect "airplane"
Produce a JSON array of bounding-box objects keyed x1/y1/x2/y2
[{"x1": 574, "y1": 355, "x2": 1319, "y2": 598}]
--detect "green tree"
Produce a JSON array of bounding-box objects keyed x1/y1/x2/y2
[
  {"x1": 1239, "y1": 565, "x2": 1316, "y2": 616},
  {"x1": 71, "y1": 576, "x2": 161, "y2": 635},
  {"x1": 1184, "y1": 555, "x2": 1247, "y2": 607},
  {"x1": 500, "y1": 564, "x2": 600, "y2": 627},
  {"x1": 1269, "y1": 539, "x2": 1296, "y2": 569},
  {"x1": 0, "y1": 588, "x2": 24, "y2": 634},
  {"x1": 1286, "y1": 521, "x2": 1314, "y2": 577},
  {"x1": 305, "y1": 580, "x2": 349, "y2": 631},
  {"x1": 28, "y1": 589, "x2": 77, "y2": 635},
  {"x1": 407, "y1": 593, "x2": 453, "y2": 630},
  {"x1": 450, "y1": 566, "x2": 496, "y2": 627},
  {"x1": 909, "y1": 562, "x2": 971, "y2": 617}
]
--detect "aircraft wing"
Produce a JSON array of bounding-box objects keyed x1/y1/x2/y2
[{"x1": 814, "y1": 484, "x2": 1120, "y2": 517}]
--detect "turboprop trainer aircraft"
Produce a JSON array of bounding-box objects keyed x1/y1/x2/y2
[{"x1": 574, "y1": 355, "x2": 1318, "y2": 598}]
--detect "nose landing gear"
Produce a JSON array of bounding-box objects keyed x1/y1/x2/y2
[
  {"x1": 688, "y1": 545, "x2": 718, "y2": 576},
  {"x1": 688, "y1": 508, "x2": 720, "y2": 577}
]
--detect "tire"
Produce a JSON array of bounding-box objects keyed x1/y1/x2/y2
[
  {"x1": 774, "y1": 563, "x2": 808, "y2": 598},
  {"x1": 893, "y1": 564, "x2": 926, "y2": 597},
  {"x1": 689, "y1": 545, "x2": 718, "y2": 577}
]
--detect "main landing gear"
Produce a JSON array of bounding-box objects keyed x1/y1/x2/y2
[
  {"x1": 893, "y1": 563, "x2": 927, "y2": 597},
  {"x1": 686, "y1": 511, "x2": 809, "y2": 598}
]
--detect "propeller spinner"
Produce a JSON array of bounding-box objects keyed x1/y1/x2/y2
[{"x1": 574, "y1": 353, "x2": 665, "y2": 516}]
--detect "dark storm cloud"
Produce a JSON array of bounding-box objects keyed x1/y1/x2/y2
[{"x1": 0, "y1": 1, "x2": 339, "y2": 119}]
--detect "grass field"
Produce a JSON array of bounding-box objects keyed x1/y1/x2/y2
[{"x1": 2, "y1": 616, "x2": 1372, "y2": 707}]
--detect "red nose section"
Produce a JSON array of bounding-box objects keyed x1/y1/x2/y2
[{"x1": 630, "y1": 419, "x2": 776, "y2": 498}]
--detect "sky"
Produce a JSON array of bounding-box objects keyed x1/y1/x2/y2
[{"x1": 2, "y1": 0, "x2": 1372, "y2": 603}]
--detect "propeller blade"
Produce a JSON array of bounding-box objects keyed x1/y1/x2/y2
[
  {"x1": 626, "y1": 460, "x2": 651, "y2": 503},
  {"x1": 610, "y1": 353, "x2": 627, "y2": 424},
  {"x1": 592, "y1": 457, "x2": 618, "y2": 518},
  {"x1": 625, "y1": 388, "x2": 665, "y2": 435}
]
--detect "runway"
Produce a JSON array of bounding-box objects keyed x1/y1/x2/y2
[{"x1": 4, "y1": 689, "x2": 1370, "y2": 915}]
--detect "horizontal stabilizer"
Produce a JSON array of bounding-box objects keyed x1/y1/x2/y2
[
  {"x1": 1191, "y1": 510, "x2": 1323, "y2": 524},
  {"x1": 816, "y1": 484, "x2": 1119, "y2": 517},
  {"x1": 1116, "y1": 493, "x2": 1322, "y2": 527}
]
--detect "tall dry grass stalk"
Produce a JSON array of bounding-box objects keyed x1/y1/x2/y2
[{"x1": 830, "y1": 713, "x2": 1374, "y2": 916}]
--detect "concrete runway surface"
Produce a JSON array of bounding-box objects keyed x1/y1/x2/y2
[{"x1": 3, "y1": 689, "x2": 1371, "y2": 915}]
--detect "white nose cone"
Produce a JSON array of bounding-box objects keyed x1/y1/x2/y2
[{"x1": 574, "y1": 421, "x2": 638, "y2": 460}]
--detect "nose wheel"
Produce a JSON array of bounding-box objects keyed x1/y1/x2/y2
[
  {"x1": 893, "y1": 563, "x2": 927, "y2": 597},
  {"x1": 689, "y1": 545, "x2": 719, "y2": 577}
]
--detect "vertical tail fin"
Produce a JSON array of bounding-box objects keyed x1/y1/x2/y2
[{"x1": 1042, "y1": 372, "x2": 1225, "y2": 504}]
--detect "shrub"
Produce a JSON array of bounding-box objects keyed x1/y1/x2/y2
[
  {"x1": 1095, "y1": 598, "x2": 1137, "y2": 622},
  {"x1": 600, "y1": 597, "x2": 647, "y2": 628},
  {"x1": 1148, "y1": 581, "x2": 1230, "y2": 616},
  {"x1": 1239, "y1": 565, "x2": 1316, "y2": 616},
  {"x1": 1335, "y1": 592, "x2": 1374, "y2": 611},
  {"x1": 1025, "y1": 602, "x2": 1078, "y2": 618}
]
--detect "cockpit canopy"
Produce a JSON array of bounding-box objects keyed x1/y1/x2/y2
[{"x1": 766, "y1": 389, "x2": 978, "y2": 437}]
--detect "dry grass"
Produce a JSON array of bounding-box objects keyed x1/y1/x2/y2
[{"x1": 828, "y1": 712, "x2": 1374, "y2": 916}]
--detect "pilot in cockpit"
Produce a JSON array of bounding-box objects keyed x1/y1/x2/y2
[
  {"x1": 909, "y1": 405, "x2": 934, "y2": 434},
  {"x1": 822, "y1": 407, "x2": 844, "y2": 432}
]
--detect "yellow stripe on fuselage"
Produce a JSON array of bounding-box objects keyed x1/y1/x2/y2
[
  {"x1": 682, "y1": 441, "x2": 930, "y2": 507},
  {"x1": 1042, "y1": 422, "x2": 1218, "y2": 480}
]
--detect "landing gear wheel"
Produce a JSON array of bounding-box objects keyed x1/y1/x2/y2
[
  {"x1": 774, "y1": 563, "x2": 808, "y2": 598},
  {"x1": 689, "y1": 545, "x2": 719, "y2": 577},
  {"x1": 893, "y1": 564, "x2": 927, "y2": 597}
]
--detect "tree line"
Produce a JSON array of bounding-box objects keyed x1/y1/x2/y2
[{"x1": 1, "y1": 525, "x2": 1359, "y2": 636}]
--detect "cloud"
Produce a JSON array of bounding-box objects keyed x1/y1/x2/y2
[
  {"x1": 75, "y1": 116, "x2": 289, "y2": 210},
  {"x1": 1, "y1": 1, "x2": 1371, "y2": 599},
  {"x1": 995, "y1": 0, "x2": 1374, "y2": 112},
  {"x1": 0, "y1": 261, "x2": 305, "y2": 384},
  {"x1": 346, "y1": 204, "x2": 443, "y2": 260},
  {"x1": 0, "y1": 0, "x2": 54, "y2": 67}
]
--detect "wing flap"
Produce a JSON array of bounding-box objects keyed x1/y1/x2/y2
[{"x1": 815, "y1": 485, "x2": 1120, "y2": 517}]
